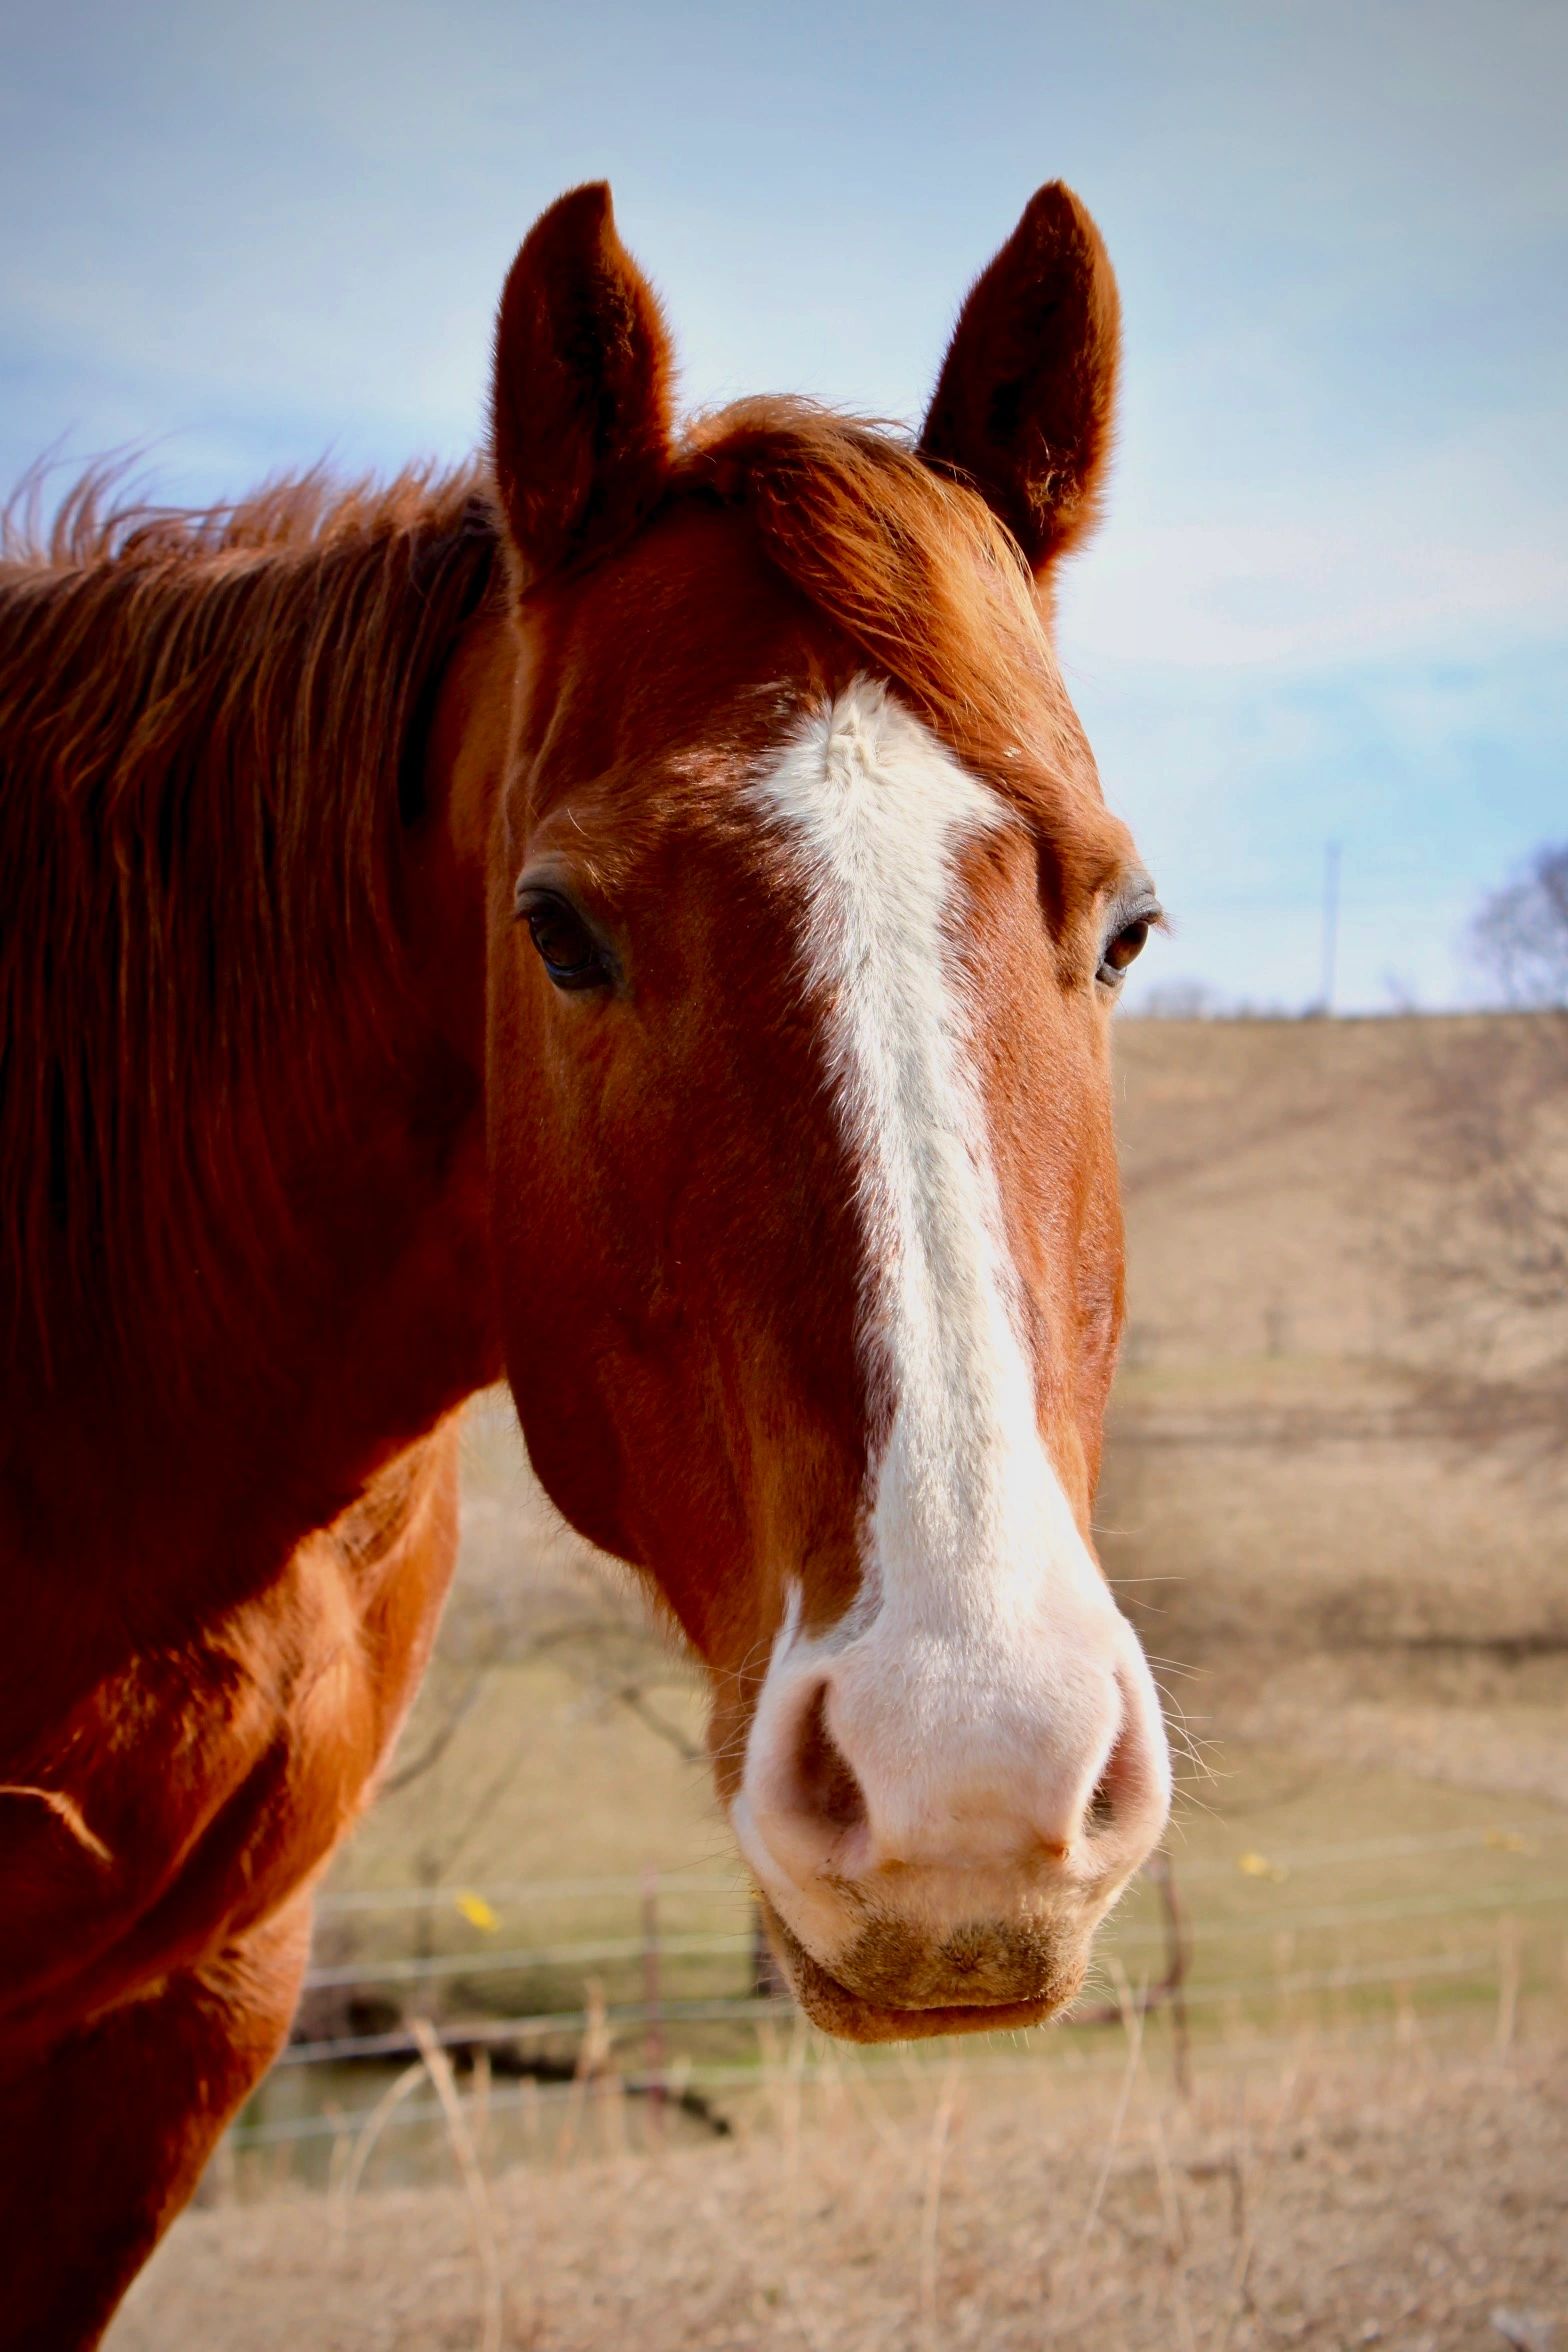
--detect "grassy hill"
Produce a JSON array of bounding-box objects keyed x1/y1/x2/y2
[{"x1": 1104, "y1": 1014, "x2": 1567, "y2": 1808}]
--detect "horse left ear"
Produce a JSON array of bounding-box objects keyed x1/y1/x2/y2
[
  {"x1": 919, "y1": 182, "x2": 1120, "y2": 579},
  {"x1": 490, "y1": 182, "x2": 675, "y2": 584}
]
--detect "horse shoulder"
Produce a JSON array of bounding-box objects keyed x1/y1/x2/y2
[{"x1": 0, "y1": 1420, "x2": 462, "y2": 2059}]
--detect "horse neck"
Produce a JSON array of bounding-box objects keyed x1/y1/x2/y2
[{"x1": 5, "y1": 607, "x2": 510, "y2": 1611}]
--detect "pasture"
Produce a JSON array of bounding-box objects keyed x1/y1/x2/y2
[{"x1": 109, "y1": 1014, "x2": 1568, "y2": 2348}]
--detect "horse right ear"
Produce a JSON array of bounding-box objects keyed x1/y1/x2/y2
[{"x1": 490, "y1": 183, "x2": 675, "y2": 585}]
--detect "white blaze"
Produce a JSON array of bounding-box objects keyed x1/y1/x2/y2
[{"x1": 735, "y1": 677, "x2": 1126, "y2": 1904}]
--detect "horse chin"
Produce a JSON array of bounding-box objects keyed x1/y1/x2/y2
[{"x1": 757, "y1": 1895, "x2": 1089, "y2": 2045}]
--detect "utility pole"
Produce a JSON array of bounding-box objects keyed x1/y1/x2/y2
[{"x1": 1320, "y1": 840, "x2": 1341, "y2": 1015}]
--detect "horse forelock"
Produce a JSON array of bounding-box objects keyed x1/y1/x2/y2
[{"x1": 679, "y1": 398, "x2": 1077, "y2": 776}]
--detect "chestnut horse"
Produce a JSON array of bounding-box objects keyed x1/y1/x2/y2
[{"x1": 0, "y1": 181, "x2": 1170, "y2": 2343}]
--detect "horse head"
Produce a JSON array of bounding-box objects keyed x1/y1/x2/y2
[{"x1": 472, "y1": 182, "x2": 1170, "y2": 2039}]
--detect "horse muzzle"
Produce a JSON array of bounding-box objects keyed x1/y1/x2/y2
[{"x1": 728, "y1": 1589, "x2": 1171, "y2": 2040}]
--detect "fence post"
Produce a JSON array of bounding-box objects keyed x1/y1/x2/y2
[
  {"x1": 642, "y1": 1865, "x2": 666, "y2": 2139},
  {"x1": 1152, "y1": 1851, "x2": 1192, "y2": 2098},
  {"x1": 1495, "y1": 1912, "x2": 1520, "y2": 2052}
]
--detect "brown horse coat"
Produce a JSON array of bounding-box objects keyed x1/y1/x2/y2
[{"x1": 0, "y1": 181, "x2": 1168, "y2": 2345}]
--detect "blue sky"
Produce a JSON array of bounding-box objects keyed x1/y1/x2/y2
[{"x1": 4, "y1": 0, "x2": 1563, "y2": 1010}]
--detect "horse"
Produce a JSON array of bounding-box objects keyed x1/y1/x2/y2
[{"x1": 0, "y1": 179, "x2": 1171, "y2": 2344}]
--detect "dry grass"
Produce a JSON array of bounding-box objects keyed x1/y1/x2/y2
[{"x1": 113, "y1": 2030, "x2": 1568, "y2": 2351}]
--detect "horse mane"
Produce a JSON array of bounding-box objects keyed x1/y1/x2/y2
[{"x1": 0, "y1": 461, "x2": 503, "y2": 1363}]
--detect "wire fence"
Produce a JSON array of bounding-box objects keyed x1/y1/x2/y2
[
  {"x1": 229, "y1": 1825, "x2": 1568, "y2": 2168},
  {"x1": 237, "y1": 1978, "x2": 1512, "y2": 2151},
  {"x1": 309, "y1": 1823, "x2": 1559, "y2": 1922},
  {"x1": 304, "y1": 1860, "x2": 1567, "y2": 1992}
]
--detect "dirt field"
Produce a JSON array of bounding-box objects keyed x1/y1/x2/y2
[{"x1": 107, "y1": 1015, "x2": 1568, "y2": 2349}]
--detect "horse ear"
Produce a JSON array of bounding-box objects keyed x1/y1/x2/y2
[
  {"x1": 919, "y1": 182, "x2": 1120, "y2": 579},
  {"x1": 490, "y1": 182, "x2": 674, "y2": 583}
]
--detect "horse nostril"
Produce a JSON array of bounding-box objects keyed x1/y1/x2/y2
[
  {"x1": 795, "y1": 1682, "x2": 867, "y2": 1835},
  {"x1": 1085, "y1": 1674, "x2": 1160, "y2": 1841}
]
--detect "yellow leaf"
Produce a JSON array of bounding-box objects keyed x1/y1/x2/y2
[
  {"x1": 1237, "y1": 1851, "x2": 1287, "y2": 1882},
  {"x1": 455, "y1": 1891, "x2": 498, "y2": 1933}
]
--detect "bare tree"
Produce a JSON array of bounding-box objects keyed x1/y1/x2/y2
[
  {"x1": 1406, "y1": 845, "x2": 1568, "y2": 1443},
  {"x1": 1472, "y1": 843, "x2": 1568, "y2": 1010}
]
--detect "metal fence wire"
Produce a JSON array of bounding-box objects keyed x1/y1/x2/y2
[{"x1": 224, "y1": 1826, "x2": 1568, "y2": 2161}]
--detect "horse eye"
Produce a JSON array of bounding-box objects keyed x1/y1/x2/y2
[
  {"x1": 517, "y1": 890, "x2": 611, "y2": 992},
  {"x1": 1097, "y1": 912, "x2": 1155, "y2": 987}
]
